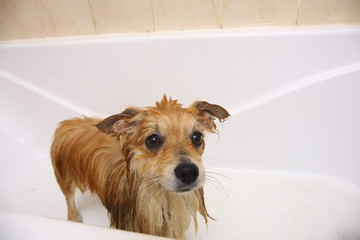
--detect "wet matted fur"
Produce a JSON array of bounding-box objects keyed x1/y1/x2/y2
[{"x1": 51, "y1": 96, "x2": 229, "y2": 238}]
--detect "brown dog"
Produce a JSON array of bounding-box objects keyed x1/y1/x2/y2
[{"x1": 51, "y1": 96, "x2": 229, "y2": 238}]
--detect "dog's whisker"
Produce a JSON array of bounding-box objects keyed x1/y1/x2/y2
[
  {"x1": 206, "y1": 171, "x2": 228, "y2": 178},
  {"x1": 138, "y1": 176, "x2": 162, "y2": 194},
  {"x1": 203, "y1": 180, "x2": 218, "y2": 193},
  {"x1": 206, "y1": 170, "x2": 239, "y2": 182},
  {"x1": 205, "y1": 175, "x2": 223, "y2": 187},
  {"x1": 139, "y1": 186, "x2": 161, "y2": 203},
  {"x1": 205, "y1": 175, "x2": 228, "y2": 197},
  {"x1": 204, "y1": 177, "x2": 220, "y2": 191},
  {"x1": 141, "y1": 183, "x2": 165, "y2": 206}
]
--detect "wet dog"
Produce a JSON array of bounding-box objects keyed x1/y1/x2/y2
[{"x1": 51, "y1": 96, "x2": 229, "y2": 238}]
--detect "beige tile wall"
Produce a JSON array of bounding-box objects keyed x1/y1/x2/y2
[
  {"x1": 152, "y1": 0, "x2": 222, "y2": 31},
  {"x1": 0, "y1": 0, "x2": 359, "y2": 41},
  {"x1": 0, "y1": 0, "x2": 44, "y2": 40},
  {"x1": 89, "y1": 0, "x2": 154, "y2": 33}
]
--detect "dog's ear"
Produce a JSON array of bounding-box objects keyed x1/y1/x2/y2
[
  {"x1": 95, "y1": 108, "x2": 140, "y2": 135},
  {"x1": 192, "y1": 101, "x2": 230, "y2": 132}
]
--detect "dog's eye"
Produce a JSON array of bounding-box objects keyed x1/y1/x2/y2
[
  {"x1": 145, "y1": 134, "x2": 162, "y2": 150},
  {"x1": 191, "y1": 132, "x2": 203, "y2": 146}
]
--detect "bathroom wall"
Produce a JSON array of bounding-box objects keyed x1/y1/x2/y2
[{"x1": 0, "y1": 0, "x2": 360, "y2": 41}]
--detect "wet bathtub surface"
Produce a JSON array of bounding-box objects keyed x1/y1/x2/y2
[{"x1": 192, "y1": 169, "x2": 360, "y2": 240}]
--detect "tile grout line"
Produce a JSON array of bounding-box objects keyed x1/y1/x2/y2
[
  {"x1": 87, "y1": 0, "x2": 98, "y2": 35},
  {"x1": 30, "y1": 0, "x2": 47, "y2": 38},
  {"x1": 219, "y1": 0, "x2": 224, "y2": 29},
  {"x1": 295, "y1": 0, "x2": 302, "y2": 25},
  {"x1": 150, "y1": 0, "x2": 156, "y2": 32}
]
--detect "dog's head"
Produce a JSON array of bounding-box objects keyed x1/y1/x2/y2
[{"x1": 96, "y1": 96, "x2": 229, "y2": 193}]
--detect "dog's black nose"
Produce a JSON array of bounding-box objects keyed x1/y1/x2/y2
[{"x1": 174, "y1": 163, "x2": 199, "y2": 184}]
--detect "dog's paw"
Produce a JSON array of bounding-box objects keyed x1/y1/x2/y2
[{"x1": 68, "y1": 214, "x2": 83, "y2": 223}]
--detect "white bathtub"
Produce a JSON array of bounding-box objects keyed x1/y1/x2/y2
[{"x1": 1, "y1": 26, "x2": 360, "y2": 240}]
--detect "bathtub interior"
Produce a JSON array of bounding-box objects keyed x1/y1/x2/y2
[{"x1": 1, "y1": 27, "x2": 360, "y2": 240}]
